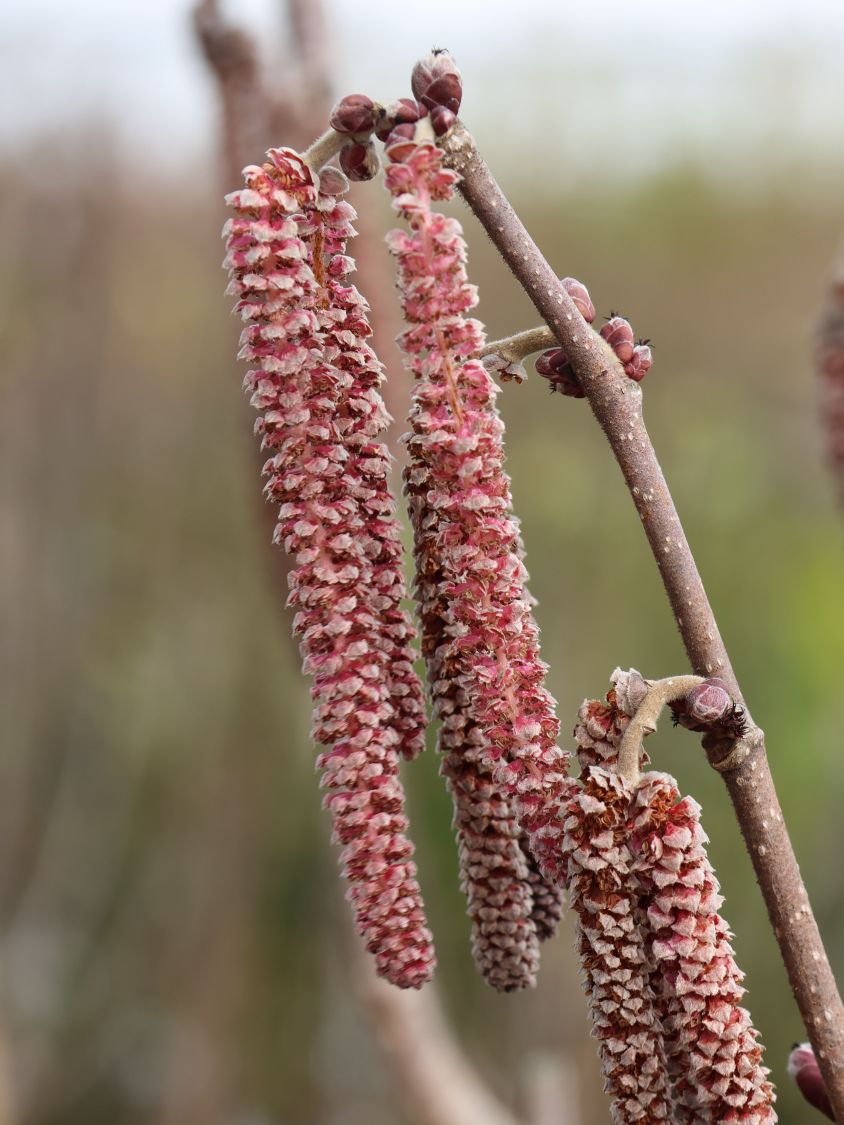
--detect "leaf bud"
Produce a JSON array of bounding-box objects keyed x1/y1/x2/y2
[
  {"x1": 339, "y1": 140, "x2": 380, "y2": 182},
  {"x1": 411, "y1": 50, "x2": 463, "y2": 115},
  {"x1": 329, "y1": 93, "x2": 378, "y2": 136},
  {"x1": 600, "y1": 316, "x2": 635, "y2": 364},
  {"x1": 430, "y1": 105, "x2": 456, "y2": 136},
  {"x1": 375, "y1": 98, "x2": 427, "y2": 141},
  {"x1": 562, "y1": 277, "x2": 596, "y2": 323},
  {"x1": 535, "y1": 349, "x2": 585, "y2": 398},
  {"x1": 624, "y1": 343, "x2": 653, "y2": 382}
]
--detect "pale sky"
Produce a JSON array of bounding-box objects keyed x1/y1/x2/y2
[{"x1": 3, "y1": 0, "x2": 844, "y2": 178}]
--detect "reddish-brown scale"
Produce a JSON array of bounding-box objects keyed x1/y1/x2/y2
[
  {"x1": 562, "y1": 277, "x2": 596, "y2": 323},
  {"x1": 411, "y1": 50, "x2": 463, "y2": 114},
  {"x1": 329, "y1": 93, "x2": 378, "y2": 136},
  {"x1": 600, "y1": 315, "x2": 635, "y2": 364},
  {"x1": 340, "y1": 140, "x2": 380, "y2": 181}
]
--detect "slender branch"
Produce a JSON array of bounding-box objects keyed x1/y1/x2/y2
[
  {"x1": 616, "y1": 675, "x2": 702, "y2": 784},
  {"x1": 480, "y1": 326, "x2": 556, "y2": 363},
  {"x1": 302, "y1": 127, "x2": 347, "y2": 173},
  {"x1": 441, "y1": 121, "x2": 844, "y2": 1118}
]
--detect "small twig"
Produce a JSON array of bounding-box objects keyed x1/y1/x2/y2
[
  {"x1": 302, "y1": 127, "x2": 347, "y2": 173},
  {"x1": 617, "y1": 675, "x2": 702, "y2": 784},
  {"x1": 440, "y1": 120, "x2": 844, "y2": 1119},
  {"x1": 480, "y1": 326, "x2": 556, "y2": 363}
]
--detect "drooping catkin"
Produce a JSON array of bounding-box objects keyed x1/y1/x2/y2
[
  {"x1": 386, "y1": 138, "x2": 569, "y2": 987},
  {"x1": 562, "y1": 767, "x2": 673, "y2": 1123},
  {"x1": 629, "y1": 774, "x2": 776, "y2": 1123},
  {"x1": 576, "y1": 672, "x2": 776, "y2": 1122},
  {"x1": 407, "y1": 442, "x2": 540, "y2": 989},
  {"x1": 224, "y1": 148, "x2": 433, "y2": 987}
]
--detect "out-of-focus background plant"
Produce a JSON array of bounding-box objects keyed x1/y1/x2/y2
[{"x1": 2, "y1": 1, "x2": 844, "y2": 1122}]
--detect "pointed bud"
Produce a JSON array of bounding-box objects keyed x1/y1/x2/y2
[
  {"x1": 788, "y1": 1043, "x2": 834, "y2": 1120},
  {"x1": 687, "y1": 678, "x2": 732, "y2": 725},
  {"x1": 329, "y1": 93, "x2": 378, "y2": 136},
  {"x1": 562, "y1": 277, "x2": 596, "y2": 323},
  {"x1": 376, "y1": 98, "x2": 427, "y2": 141},
  {"x1": 600, "y1": 316, "x2": 635, "y2": 363},
  {"x1": 411, "y1": 50, "x2": 463, "y2": 114},
  {"x1": 535, "y1": 349, "x2": 585, "y2": 398},
  {"x1": 340, "y1": 140, "x2": 380, "y2": 182},
  {"x1": 624, "y1": 342, "x2": 653, "y2": 382},
  {"x1": 669, "y1": 677, "x2": 747, "y2": 737},
  {"x1": 430, "y1": 105, "x2": 456, "y2": 136}
]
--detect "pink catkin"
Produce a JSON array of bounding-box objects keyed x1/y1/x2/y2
[
  {"x1": 407, "y1": 379, "x2": 540, "y2": 989},
  {"x1": 224, "y1": 148, "x2": 433, "y2": 988},
  {"x1": 562, "y1": 768, "x2": 673, "y2": 1123},
  {"x1": 629, "y1": 773, "x2": 776, "y2": 1123},
  {"x1": 386, "y1": 142, "x2": 569, "y2": 985}
]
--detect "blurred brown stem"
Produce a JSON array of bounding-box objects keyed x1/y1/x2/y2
[
  {"x1": 817, "y1": 244, "x2": 844, "y2": 508},
  {"x1": 441, "y1": 121, "x2": 844, "y2": 1120},
  {"x1": 352, "y1": 944, "x2": 526, "y2": 1125}
]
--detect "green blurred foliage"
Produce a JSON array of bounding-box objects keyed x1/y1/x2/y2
[{"x1": 1, "y1": 117, "x2": 843, "y2": 1125}]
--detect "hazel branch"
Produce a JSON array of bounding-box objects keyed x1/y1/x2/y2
[
  {"x1": 302, "y1": 127, "x2": 348, "y2": 173},
  {"x1": 440, "y1": 120, "x2": 844, "y2": 1120},
  {"x1": 616, "y1": 675, "x2": 702, "y2": 784},
  {"x1": 480, "y1": 326, "x2": 556, "y2": 363}
]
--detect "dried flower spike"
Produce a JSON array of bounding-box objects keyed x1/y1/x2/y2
[
  {"x1": 224, "y1": 147, "x2": 432, "y2": 988},
  {"x1": 563, "y1": 768, "x2": 673, "y2": 1122},
  {"x1": 629, "y1": 772, "x2": 776, "y2": 1121}
]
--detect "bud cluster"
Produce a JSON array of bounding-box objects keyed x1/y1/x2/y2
[{"x1": 533, "y1": 284, "x2": 654, "y2": 397}]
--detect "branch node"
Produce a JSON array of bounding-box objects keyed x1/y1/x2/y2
[{"x1": 617, "y1": 675, "x2": 704, "y2": 785}]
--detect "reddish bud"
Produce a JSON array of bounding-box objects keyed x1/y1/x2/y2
[
  {"x1": 375, "y1": 99, "x2": 427, "y2": 141},
  {"x1": 562, "y1": 277, "x2": 595, "y2": 323},
  {"x1": 329, "y1": 93, "x2": 377, "y2": 136},
  {"x1": 624, "y1": 343, "x2": 653, "y2": 382},
  {"x1": 339, "y1": 140, "x2": 380, "y2": 182},
  {"x1": 600, "y1": 316, "x2": 635, "y2": 364},
  {"x1": 317, "y1": 166, "x2": 350, "y2": 196},
  {"x1": 383, "y1": 123, "x2": 418, "y2": 163},
  {"x1": 535, "y1": 349, "x2": 585, "y2": 398},
  {"x1": 670, "y1": 677, "x2": 746, "y2": 737},
  {"x1": 687, "y1": 679, "x2": 732, "y2": 726},
  {"x1": 411, "y1": 50, "x2": 463, "y2": 114},
  {"x1": 430, "y1": 105, "x2": 456, "y2": 136},
  {"x1": 788, "y1": 1043, "x2": 834, "y2": 1121}
]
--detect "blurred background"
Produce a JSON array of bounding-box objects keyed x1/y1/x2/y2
[{"x1": 2, "y1": 1, "x2": 844, "y2": 1122}]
